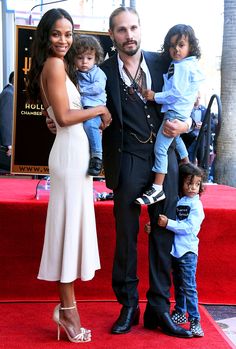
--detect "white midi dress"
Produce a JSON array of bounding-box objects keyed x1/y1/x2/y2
[{"x1": 38, "y1": 76, "x2": 100, "y2": 283}]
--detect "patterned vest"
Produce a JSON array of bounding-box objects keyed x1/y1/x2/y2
[{"x1": 119, "y1": 77, "x2": 162, "y2": 159}]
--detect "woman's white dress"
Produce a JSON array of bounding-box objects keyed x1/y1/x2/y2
[{"x1": 38, "y1": 76, "x2": 100, "y2": 282}]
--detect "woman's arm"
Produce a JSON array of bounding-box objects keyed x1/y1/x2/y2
[{"x1": 43, "y1": 58, "x2": 111, "y2": 128}]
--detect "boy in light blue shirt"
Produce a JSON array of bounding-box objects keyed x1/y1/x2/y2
[
  {"x1": 135, "y1": 24, "x2": 204, "y2": 205},
  {"x1": 145, "y1": 163, "x2": 205, "y2": 337},
  {"x1": 158, "y1": 163, "x2": 205, "y2": 337}
]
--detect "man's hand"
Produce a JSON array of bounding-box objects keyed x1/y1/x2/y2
[
  {"x1": 6, "y1": 146, "x2": 12, "y2": 157},
  {"x1": 163, "y1": 119, "x2": 189, "y2": 138},
  {"x1": 43, "y1": 109, "x2": 57, "y2": 134},
  {"x1": 46, "y1": 116, "x2": 57, "y2": 134},
  {"x1": 158, "y1": 214, "x2": 168, "y2": 228},
  {"x1": 195, "y1": 121, "x2": 202, "y2": 130},
  {"x1": 144, "y1": 221, "x2": 151, "y2": 234},
  {"x1": 100, "y1": 106, "x2": 112, "y2": 130}
]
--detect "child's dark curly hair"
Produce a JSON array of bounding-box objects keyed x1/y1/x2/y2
[
  {"x1": 73, "y1": 34, "x2": 104, "y2": 65},
  {"x1": 179, "y1": 162, "x2": 205, "y2": 196},
  {"x1": 161, "y1": 24, "x2": 201, "y2": 61}
]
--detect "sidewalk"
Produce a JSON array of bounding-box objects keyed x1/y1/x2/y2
[{"x1": 205, "y1": 305, "x2": 236, "y2": 346}]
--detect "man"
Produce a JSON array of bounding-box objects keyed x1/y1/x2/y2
[
  {"x1": 101, "y1": 7, "x2": 192, "y2": 338},
  {"x1": 0, "y1": 71, "x2": 14, "y2": 172}
]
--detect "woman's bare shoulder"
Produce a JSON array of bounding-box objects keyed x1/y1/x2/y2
[{"x1": 43, "y1": 57, "x2": 66, "y2": 76}]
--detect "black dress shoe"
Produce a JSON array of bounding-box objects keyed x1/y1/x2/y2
[
  {"x1": 143, "y1": 304, "x2": 158, "y2": 330},
  {"x1": 144, "y1": 305, "x2": 193, "y2": 338},
  {"x1": 111, "y1": 305, "x2": 140, "y2": 334},
  {"x1": 156, "y1": 312, "x2": 193, "y2": 338}
]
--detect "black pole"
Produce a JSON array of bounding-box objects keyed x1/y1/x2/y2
[
  {"x1": 29, "y1": 0, "x2": 68, "y2": 24},
  {"x1": 192, "y1": 94, "x2": 222, "y2": 180}
]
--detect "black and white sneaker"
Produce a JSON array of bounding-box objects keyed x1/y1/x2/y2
[
  {"x1": 135, "y1": 186, "x2": 166, "y2": 205},
  {"x1": 171, "y1": 310, "x2": 188, "y2": 325},
  {"x1": 190, "y1": 319, "x2": 204, "y2": 337}
]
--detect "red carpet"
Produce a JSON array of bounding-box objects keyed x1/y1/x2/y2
[
  {"x1": 0, "y1": 179, "x2": 236, "y2": 304},
  {"x1": 0, "y1": 179, "x2": 235, "y2": 348},
  {"x1": 0, "y1": 302, "x2": 235, "y2": 349}
]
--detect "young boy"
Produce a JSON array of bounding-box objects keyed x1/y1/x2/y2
[
  {"x1": 74, "y1": 35, "x2": 107, "y2": 176},
  {"x1": 145, "y1": 163, "x2": 205, "y2": 337},
  {"x1": 136, "y1": 24, "x2": 204, "y2": 205}
]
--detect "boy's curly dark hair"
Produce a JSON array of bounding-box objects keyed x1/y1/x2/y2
[
  {"x1": 161, "y1": 24, "x2": 201, "y2": 61},
  {"x1": 179, "y1": 162, "x2": 205, "y2": 196},
  {"x1": 73, "y1": 34, "x2": 104, "y2": 65}
]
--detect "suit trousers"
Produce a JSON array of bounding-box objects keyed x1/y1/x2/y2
[{"x1": 112, "y1": 150, "x2": 177, "y2": 313}]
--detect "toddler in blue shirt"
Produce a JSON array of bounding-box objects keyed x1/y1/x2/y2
[
  {"x1": 74, "y1": 35, "x2": 107, "y2": 176},
  {"x1": 136, "y1": 24, "x2": 204, "y2": 205},
  {"x1": 145, "y1": 162, "x2": 205, "y2": 337}
]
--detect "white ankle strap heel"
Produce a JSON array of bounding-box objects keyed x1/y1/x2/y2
[{"x1": 52, "y1": 304, "x2": 91, "y2": 343}]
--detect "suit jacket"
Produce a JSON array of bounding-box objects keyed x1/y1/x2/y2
[
  {"x1": 0, "y1": 83, "x2": 14, "y2": 146},
  {"x1": 100, "y1": 51, "x2": 169, "y2": 189}
]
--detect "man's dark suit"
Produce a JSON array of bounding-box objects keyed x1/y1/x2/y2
[{"x1": 100, "y1": 51, "x2": 179, "y2": 314}]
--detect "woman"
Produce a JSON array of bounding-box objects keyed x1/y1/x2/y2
[{"x1": 27, "y1": 8, "x2": 111, "y2": 343}]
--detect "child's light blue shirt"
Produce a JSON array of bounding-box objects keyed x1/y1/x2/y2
[
  {"x1": 154, "y1": 56, "x2": 205, "y2": 119},
  {"x1": 167, "y1": 194, "x2": 205, "y2": 258},
  {"x1": 77, "y1": 65, "x2": 107, "y2": 107}
]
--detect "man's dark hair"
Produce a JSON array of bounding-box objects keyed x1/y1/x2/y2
[{"x1": 109, "y1": 6, "x2": 140, "y2": 31}]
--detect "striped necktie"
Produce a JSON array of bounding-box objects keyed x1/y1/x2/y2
[{"x1": 167, "y1": 63, "x2": 174, "y2": 79}]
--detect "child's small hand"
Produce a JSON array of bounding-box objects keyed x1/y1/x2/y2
[
  {"x1": 144, "y1": 221, "x2": 151, "y2": 234},
  {"x1": 142, "y1": 89, "x2": 155, "y2": 101},
  {"x1": 158, "y1": 214, "x2": 168, "y2": 227}
]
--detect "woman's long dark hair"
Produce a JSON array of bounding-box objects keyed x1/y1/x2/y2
[{"x1": 26, "y1": 8, "x2": 76, "y2": 103}]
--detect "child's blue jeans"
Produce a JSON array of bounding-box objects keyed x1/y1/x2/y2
[
  {"x1": 172, "y1": 252, "x2": 200, "y2": 320},
  {"x1": 153, "y1": 110, "x2": 188, "y2": 174},
  {"x1": 83, "y1": 115, "x2": 102, "y2": 159}
]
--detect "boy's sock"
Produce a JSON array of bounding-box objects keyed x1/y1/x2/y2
[{"x1": 152, "y1": 184, "x2": 163, "y2": 191}]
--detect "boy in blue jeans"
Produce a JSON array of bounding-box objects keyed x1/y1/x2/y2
[{"x1": 145, "y1": 163, "x2": 205, "y2": 337}]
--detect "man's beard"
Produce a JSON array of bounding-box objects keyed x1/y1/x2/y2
[{"x1": 113, "y1": 39, "x2": 141, "y2": 56}]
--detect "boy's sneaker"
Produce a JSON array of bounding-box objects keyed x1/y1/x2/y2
[
  {"x1": 135, "y1": 186, "x2": 165, "y2": 205},
  {"x1": 190, "y1": 319, "x2": 204, "y2": 337},
  {"x1": 87, "y1": 157, "x2": 103, "y2": 176},
  {"x1": 171, "y1": 310, "x2": 188, "y2": 324}
]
